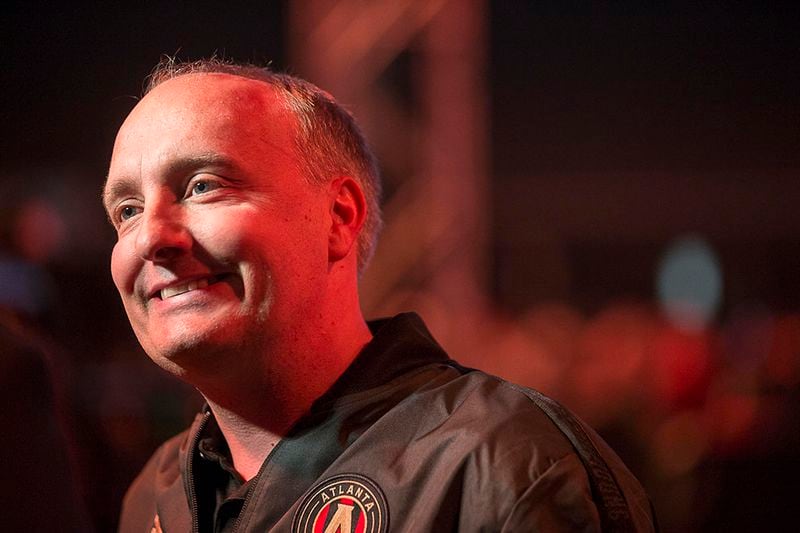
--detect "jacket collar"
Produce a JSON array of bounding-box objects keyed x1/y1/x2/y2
[{"x1": 309, "y1": 312, "x2": 451, "y2": 409}]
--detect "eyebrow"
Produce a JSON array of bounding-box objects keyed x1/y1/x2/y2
[
  {"x1": 165, "y1": 153, "x2": 242, "y2": 176},
  {"x1": 102, "y1": 153, "x2": 242, "y2": 213},
  {"x1": 101, "y1": 176, "x2": 137, "y2": 215}
]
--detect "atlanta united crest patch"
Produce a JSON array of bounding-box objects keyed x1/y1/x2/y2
[{"x1": 292, "y1": 473, "x2": 389, "y2": 533}]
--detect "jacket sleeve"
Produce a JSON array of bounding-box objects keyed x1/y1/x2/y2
[
  {"x1": 500, "y1": 453, "x2": 602, "y2": 532},
  {"x1": 499, "y1": 452, "x2": 656, "y2": 532}
]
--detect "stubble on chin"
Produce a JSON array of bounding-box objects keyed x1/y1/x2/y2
[{"x1": 136, "y1": 305, "x2": 274, "y2": 382}]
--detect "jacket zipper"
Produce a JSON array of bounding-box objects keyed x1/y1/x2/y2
[{"x1": 187, "y1": 410, "x2": 211, "y2": 533}]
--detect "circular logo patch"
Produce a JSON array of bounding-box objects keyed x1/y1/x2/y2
[{"x1": 292, "y1": 473, "x2": 389, "y2": 533}]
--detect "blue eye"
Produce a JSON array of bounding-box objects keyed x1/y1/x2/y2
[
  {"x1": 189, "y1": 178, "x2": 220, "y2": 196},
  {"x1": 119, "y1": 205, "x2": 140, "y2": 221}
]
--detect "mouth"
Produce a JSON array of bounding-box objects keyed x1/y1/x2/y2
[{"x1": 157, "y1": 274, "x2": 229, "y2": 300}]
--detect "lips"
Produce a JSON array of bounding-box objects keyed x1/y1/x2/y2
[{"x1": 153, "y1": 274, "x2": 227, "y2": 300}]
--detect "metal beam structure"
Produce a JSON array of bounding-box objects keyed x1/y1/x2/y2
[{"x1": 289, "y1": 0, "x2": 489, "y2": 349}]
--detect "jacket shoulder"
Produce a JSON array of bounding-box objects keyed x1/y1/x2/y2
[
  {"x1": 447, "y1": 368, "x2": 656, "y2": 530},
  {"x1": 118, "y1": 429, "x2": 189, "y2": 533}
]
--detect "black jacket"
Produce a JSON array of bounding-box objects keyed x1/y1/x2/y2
[{"x1": 119, "y1": 313, "x2": 656, "y2": 532}]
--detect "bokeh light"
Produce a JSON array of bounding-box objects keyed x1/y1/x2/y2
[{"x1": 657, "y1": 236, "x2": 723, "y2": 332}]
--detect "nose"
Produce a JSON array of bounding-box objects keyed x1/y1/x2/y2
[{"x1": 134, "y1": 203, "x2": 192, "y2": 262}]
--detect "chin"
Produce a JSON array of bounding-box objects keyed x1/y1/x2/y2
[{"x1": 139, "y1": 326, "x2": 243, "y2": 376}]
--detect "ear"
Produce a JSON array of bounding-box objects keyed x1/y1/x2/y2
[{"x1": 328, "y1": 177, "x2": 367, "y2": 263}]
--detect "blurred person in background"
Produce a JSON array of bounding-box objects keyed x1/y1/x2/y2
[
  {"x1": 105, "y1": 58, "x2": 656, "y2": 532},
  {"x1": 0, "y1": 201, "x2": 90, "y2": 531}
]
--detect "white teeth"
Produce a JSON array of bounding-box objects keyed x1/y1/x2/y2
[{"x1": 160, "y1": 277, "x2": 211, "y2": 299}]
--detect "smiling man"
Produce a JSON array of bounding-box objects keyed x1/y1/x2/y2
[{"x1": 106, "y1": 59, "x2": 655, "y2": 532}]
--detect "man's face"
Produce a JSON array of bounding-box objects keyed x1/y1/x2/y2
[{"x1": 104, "y1": 74, "x2": 332, "y2": 375}]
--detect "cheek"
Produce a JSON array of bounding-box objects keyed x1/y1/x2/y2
[
  {"x1": 192, "y1": 205, "x2": 290, "y2": 256},
  {"x1": 191, "y1": 217, "x2": 257, "y2": 269},
  {"x1": 110, "y1": 239, "x2": 137, "y2": 294},
  {"x1": 190, "y1": 202, "x2": 330, "y2": 278}
]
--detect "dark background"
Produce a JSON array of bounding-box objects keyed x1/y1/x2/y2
[{"x1": 2, "y1": 2, "x2": 798, "y2": 531}]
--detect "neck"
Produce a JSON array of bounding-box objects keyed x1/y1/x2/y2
[
  {"x1": 207, "y1": 400, "x2": 282, "y2": 480},
  {"x1": 199, "y1": 300, "x2": 372, "y2": 481}
]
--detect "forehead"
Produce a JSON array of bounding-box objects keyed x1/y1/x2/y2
[
  {"x1": 121, "y1": 72, "x2": 293, "y2": 139},
  {"x1": 106, "y1": 73, "x2": 299, "y2": 198}
]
